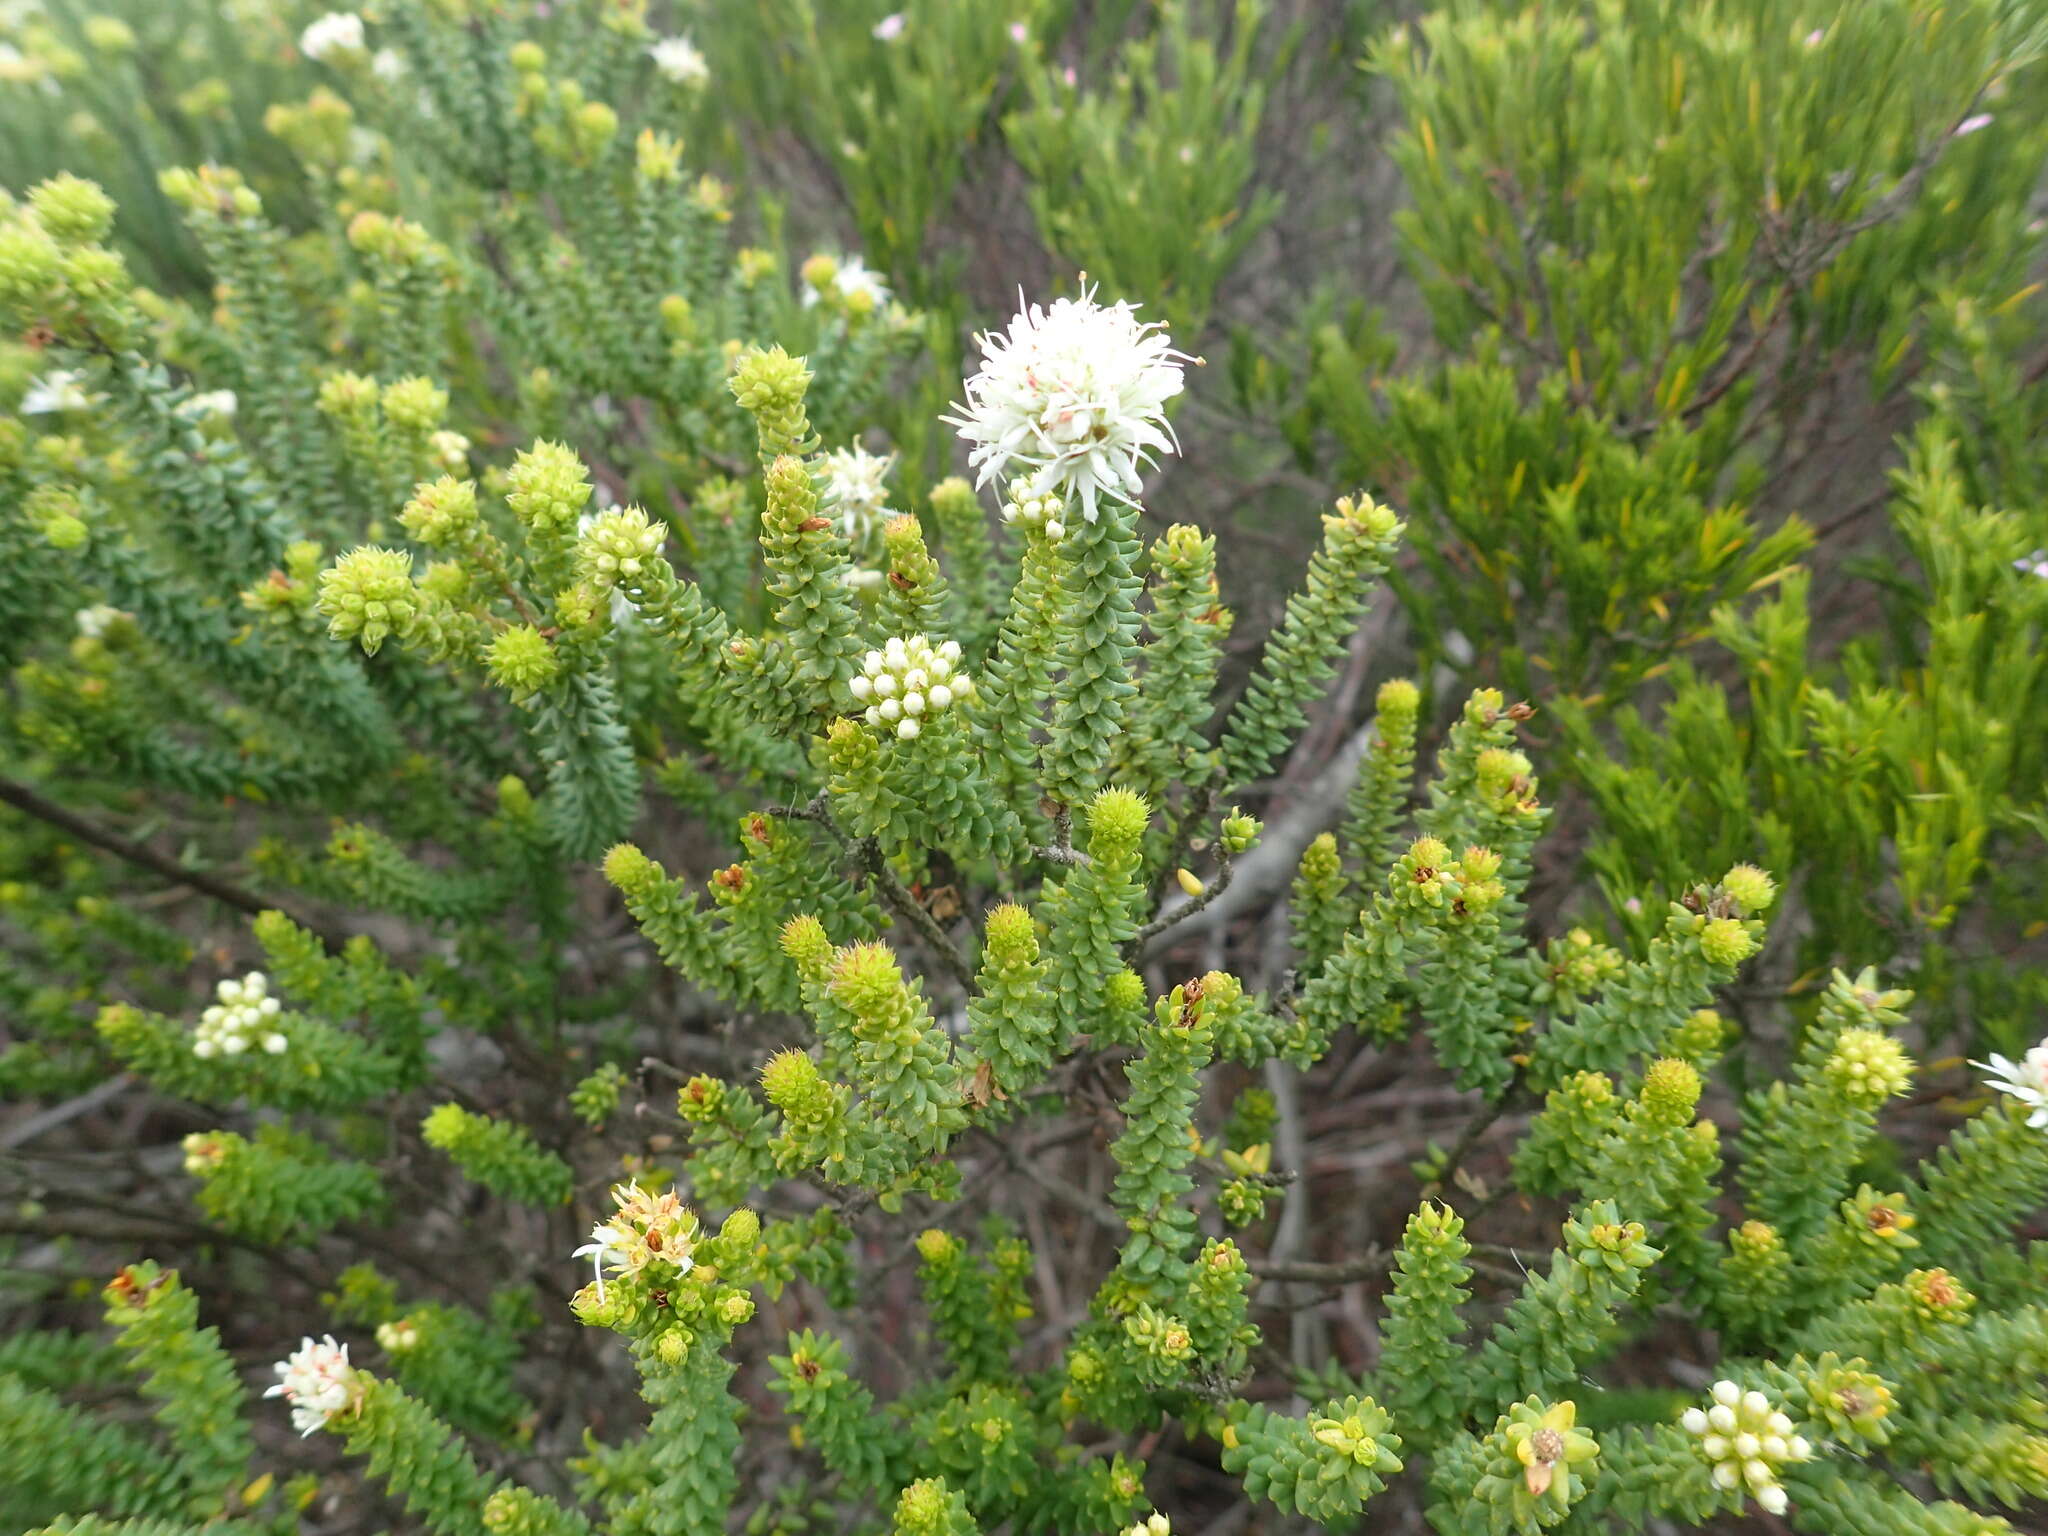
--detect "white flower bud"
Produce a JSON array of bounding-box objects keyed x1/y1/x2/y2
[
  {"x1": 864, "y1": 706, "x2": 882, "y2": 726},
  {"x1": 873, "y1": 673, "x2": 897, "y2": 697},
  {"x1": 1701, "y1": 1435, "x2": 1729, "y2": 1460},
  {"x1": 929, "y1": 684, "x2": 953, "y2": 708},
  {"x1": 1045, "y1": 519, "x2": 1065, "y2": 539},
  {"x1": 264, "y1": 1033, "x2": 289, "y2": 1054},
  {"x1": 904, "y1": 668, "x2": 927, "y2": 691},
  {"x1": 1757, "y1": 1486, "x2": 1788, "y2": 1516},
  {"x1": 222, "y1": 1035, "x2": 248, "y2": 1056},
  {"x1": 939, "y1": 639, "x2": 962, "y2": 662},
  {"x1": 865, "y1": 650, "x2": 885, "y2": 673},
  {"x1": 1743, "y1": 1459, "x2": 1772, "y2": 1489},
  {"x1": 259, "y1": 996, "x2": 281, "y2": 1016},
  {"x1": 1733, "y1": 1434, "x2": 1760, "y2": 1460},
  {"x1": 1788, "y1": 1436, "x2": 1812, "y2": 1461},
  {"x1": 896, "y1": 718, "x2": 920, "y2": 740},
  {"x1": 193, "y1": 1039, "x2": 218, "y2": 1059},
  {"x1": 1708, "y1": 1405, "x2": 1737, "y2": 1433},
  {"x1": 1742, "y1": 1392, "x2": 1771, "y2": 1418},
  {"x1": 1681, "y1": 1409, "x2": 1710, "y2": 1435},
  {"x1": 1761, "y1": 1435, "x2": 1787, "y2": 1460},
  {"x1": 1711, "y1": 1463, "x2": 1738, "y2": 1489},
  {"x1": 849, "y1": 675, "x2": 873, "y2": 700},
  {"x1": 879, "y1": 698, "x2": 901, "y2": 721},
  {"x1": 1766, "y1": 1412, "x2": 1793, "y2": 1437},
  {"x1": 1712, "y1": 1381, "x2": 1742, "y2": 1408}
]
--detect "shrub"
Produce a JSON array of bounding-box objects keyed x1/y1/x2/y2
[{"x1": 3, "y1": 2, "x2": 2047, "y2": 1535}]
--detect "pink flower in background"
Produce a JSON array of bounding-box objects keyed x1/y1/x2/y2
[
  {"x1": 873, "y1": 13, "x2": 905, "y2": 41},
  {"x1": 1954, "y1": 113, "x2": 1994, "y2": 137}
]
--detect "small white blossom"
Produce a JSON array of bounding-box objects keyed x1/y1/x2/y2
[
  {"x1": 854, "y1": 635, "x2": 972, "y2": 741},
  {"x1": 2013, "y1": 549, "x2": 2048, "y2": 580},
  {"x1": 803, "y1": 253, "x2": 892, "y2": 313},
  {"x1": 375, "y1": 1318, "x2": 420, "y2": 1353},
  {"x1": 430, "y1": 429, "x2": 471, "y2": 473},
  {"x1": 649, "y1": 34, "x2": 709, "y2": 86},
  {"x1": 1975, "y1": 1041, "x2": 2048, "y2": 1128},
  {"x1": 573, "y1": 1182, "x2": 698, "y2": 1300},
  {"x1": 370, "y1": 47, "x2": 406, "y2": 84},
  {"x1": 873, "y1": 13, "x2": 906, "y2": 41},
  {"x1": 1684, "y1": 1381, "x2": 1812, "y2": 1514},
  {"x1": 1122, "y1": 1516, "x2": 1170, "y2": 1536},
  {"x1": 265, "y1": 1335, "x2": 353, "y2": 1436},
  {"x1": 299, "y1": 11, "x2": 365, "y2": 61},
  {"x1": 177, "y1": 389, "x2": 238, "y2": 422},
  {"x1": 75, "y1": 604, "x2": 125, "y2": 639},
  {"x1": 192, "y1": 971, "x2": 285, "y2": 1059},
  {"x1": 946, "y1": 283, "x2": 1189, "y2": 522},
  {"x1": 818, "y1": 445, "x2": 896, "y2": 545},
  {"x1": 1009, "y1": 21, "x2": 1030, "y2": 44},
  {"x1": 1953, "y1": 113, "x2": 1994, "y2": 137},
  {"x1": 20, "y1": 370, "x2": 93, "y2": 415}
]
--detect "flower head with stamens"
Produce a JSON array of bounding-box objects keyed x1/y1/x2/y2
[
  {"x1": 1976, "y1": 1040, "x2": 2048, "y2": 1128},
  {"x1": 573, "y1": 1181, "x2": 699, "y2": 1300},
  {"x1": 818, "y1": 445, "x2": 896, "y2": 546},
  {"x1": 265, "y1": 1334, "x2": 354, "y2": 1436},
  {"x1": 946, "y1": 283, "x2": 1188, "y2": 522}
]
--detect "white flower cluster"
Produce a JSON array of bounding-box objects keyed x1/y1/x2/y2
[
  {"x1": 192, "y1": 971, "x2": 287, "y2": 1059},
  {"x1": 375, "y1": 1318, "x2": 420, "y2": 1353},
  {"x1": 300, "y1": 11, "x2": 365, "y2": 61},
  {"x1": 819, "y1": 446, "x2": 896, "y2": 546},
  {"x1": 1680, "y1": 1380, "x2": 1812, "y2": 1516},
  {"x1": 1122, "y1": 1516, "x2": 1170, "y2": 1536},
  {"x1": 265, "y1": 1334, "x2": 353, "y2": 1437},
  {"x1": 947, "y1": 283, "x2": 1188, "y2": 522},
  {"x1": 1977, "y1": 1039, "x2": 2048, "y2": 1128},
  {"x1": 1001, "y1": 481, "x2": 1067, "y2": 543},
  {"x1": 848, "y1": 635, "x2": 973, "y2": 741},
  {"x1": 649, "y1": 34, "x2": 709, "y2": 86}
]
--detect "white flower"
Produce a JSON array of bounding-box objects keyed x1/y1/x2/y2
[
  {"x1": 857, "y1": 635, "x2": 971, "y2": 741},
  {"x1": 1009, "y1": 21, "x2": 1030, "y2": 44},
  {"x1": 1954, "y1": 113, "x2": 1994, "y2": 137},
  {"x1": 818, "y1": 445, "x2": 896, "y2": 545},
  {"x1": 300, "y1": 11, "x2": 365, "y2": 61},
  {"x1": 873, "y1": 12, "x2": 906, "y2": 40},
  {"x1": 803, "y1": 253, "x2": 892, "y2": 313},
  {"x1": 1975, "y1": 1042, "x2": 2048, "y2": 1128},
  {"x1": 1684, "y1": 1381, "x2": 1812, "y2": 1513},
  {"x1": 370, "y1": 47, "x2": 406, "y2": 84},
  {"x1": 573, "y1": 1181, "x2": 699, "y2": 1301},
  {"x1": 177, "y1": 389, "x2": 237, "y2": 422},
  {"x1": 649, "y1": 34, "x2": 708, "y2": 86},
  {"x1": 75, "y1": 605, "x2": 125, "y2": 639},
  {"x1": 192, "y1": 971, "x2": 285, "y2": 1058},
  {"x1": 2013, "y1": 549, "x2": 2048, "y2": 580},
  {"x1": 946, "y1": 283, "x2": 1189, "y2": 522},
  {"x1": 265, "y1": 1335, "x2": 353, "y2": 1436},
  {"x1": 20, "y1": 370, "x2": 92, "y2": 415}
]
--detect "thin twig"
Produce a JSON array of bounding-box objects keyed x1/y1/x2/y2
[{"x1": 0, "y1": 777, "x2": 346, "y2": 954}]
